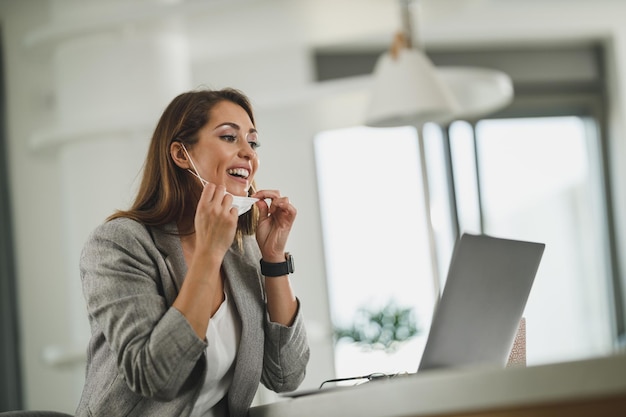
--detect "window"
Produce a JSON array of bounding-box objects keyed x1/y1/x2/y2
[
  {"x1": 314, "y1": 44, "x2": 622, "y2": 377},
  {"x1": 445, "y1": 116, "x2": 615, "y2": 364},
  {"x1": 314, "y1": 126, "x2": 437, "y2": 377}
]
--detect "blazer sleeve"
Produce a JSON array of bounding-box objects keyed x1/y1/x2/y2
[
  {"x1": 80, "y1": 219, "x2": 207, "y2": 401},
  {"x1": 260, "y1": 300, "x2": 310, "y2": 392}
]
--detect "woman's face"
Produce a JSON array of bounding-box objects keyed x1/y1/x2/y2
[{"x1": 188, "y1": 100, "x2": 260, "y2": 196}]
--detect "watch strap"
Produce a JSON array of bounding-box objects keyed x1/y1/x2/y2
[{"x1": 260, "y1": 252, "x2": 294, "y2": 277}]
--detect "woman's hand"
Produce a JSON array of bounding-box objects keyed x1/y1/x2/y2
[
  {"x1": 252, "y1": 189, "x2": 297, "y2": 262},
  {"x1": 194, "y1": 183, "x2": 239, "y2": 259}
]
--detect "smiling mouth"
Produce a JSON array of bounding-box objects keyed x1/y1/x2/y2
[{"x1": 227, "y1": 168, "x2": 250, "y2": 179}]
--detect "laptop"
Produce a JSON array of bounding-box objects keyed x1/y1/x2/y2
[
  {"x1": 417, "y1": 233, "x2": 544, "y2": 372},
  {"x1": 283, "y1": 233, "x2": 545, "y2": 397}
]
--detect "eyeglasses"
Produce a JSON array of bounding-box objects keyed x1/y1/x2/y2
[{"x1": 318, "y1": 372, "x2": 408, "y2": 390}]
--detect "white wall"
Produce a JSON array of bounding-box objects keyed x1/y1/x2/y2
[{"x1": 1, "y1": 0, "x2": 626, "y2": 413}]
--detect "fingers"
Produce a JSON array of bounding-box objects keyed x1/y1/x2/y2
[
  {"x1": 199, "y1": 183, "x2": 236, "y2": 215},
  {"x1": 252, "y1": 189, "x2": 281, "y2": 201},
  {"x1": 271, "y1": 196, "x2": 297, "y2": 219},
  {"x1": 252, "y1": 190, "x2": 297, "y2": 230},
  {"x1": 194, "y1": 183, "x2": 238, "y2": 254},
  {"x1": 252, "y1": 190, "x2": 295, "y2": 215}
]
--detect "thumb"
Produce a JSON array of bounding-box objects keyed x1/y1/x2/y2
[{"x1": 255, "y1": 199, "x2": 270, "y2": 219}]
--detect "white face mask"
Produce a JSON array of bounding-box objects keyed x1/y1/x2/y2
[
  {"x1": 229, "y1": 194, "x2": 260, "y2": 216},
  {"x1": 181, "y1": 144, "x2": 258, "y2": 216}
]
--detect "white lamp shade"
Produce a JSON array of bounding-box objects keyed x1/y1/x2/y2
[
  {"x1": 437, "y1": 66, "x2": 514, "y2": 124},
  {"x1": 365, "y1": 48, "x2": 460, "y2": 127}
]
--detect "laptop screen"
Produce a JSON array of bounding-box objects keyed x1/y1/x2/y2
[{"x1": 418, "y1": 233, "x2": 545, "y2": 372}]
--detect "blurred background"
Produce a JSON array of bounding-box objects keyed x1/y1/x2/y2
[{"x1": 2, "y1": 0, "x2": 626, "y2": 413}]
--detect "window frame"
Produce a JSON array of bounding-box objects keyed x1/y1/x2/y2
[{"x1": 314, "y1": 41, "x2": 625, "y2": 350}]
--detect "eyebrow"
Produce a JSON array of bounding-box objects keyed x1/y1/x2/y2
[{"x1": 213, "y1": 123, "x2": 258, "y2": 136}]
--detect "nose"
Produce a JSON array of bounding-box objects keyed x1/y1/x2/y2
[{"x1": 239, "y1": 140, "x2": 257, "y2": 160}]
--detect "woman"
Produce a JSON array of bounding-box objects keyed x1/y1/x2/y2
[{"x1": 75, "y1": 88, "x2": 309, "y2": 417}]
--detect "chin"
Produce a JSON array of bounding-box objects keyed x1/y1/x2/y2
[
  {"x1": 226, "y1": 178, "x2": 252, "y2": 196},
  {"x1": 228, "y1": 187, "x2": 248, "y2": 196}
]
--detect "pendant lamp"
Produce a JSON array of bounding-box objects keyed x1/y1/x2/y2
[
  {"x1": 365, "y1": 33, "x2": 461, "y2": 127},
  {"x1": 365, "y1": 0, "x2": 460, "y2": 127},
  {"x1": 365, "y1": 0, "x2": 513, "y2": 127}
]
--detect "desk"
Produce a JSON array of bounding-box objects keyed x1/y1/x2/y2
[{"x1": 250, "y1": 353, "x2": 626, "y2": 417}]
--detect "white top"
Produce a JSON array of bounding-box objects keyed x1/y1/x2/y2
[{"x1": 190, "y1": 283, "x2": 241, "y2": 417}]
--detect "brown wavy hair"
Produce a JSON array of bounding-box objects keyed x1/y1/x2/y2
[{"x1": 108, "y1": 88, "x2": 259, "y2": 242}]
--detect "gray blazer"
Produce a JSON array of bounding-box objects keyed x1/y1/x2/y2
[{"x1": 75, "y1": 218, "x2": 309, "y2": 417}]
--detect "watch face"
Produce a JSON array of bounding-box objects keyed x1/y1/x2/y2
[{"x1": 287, "y1": 253, "x2": 295, "y2": 273}]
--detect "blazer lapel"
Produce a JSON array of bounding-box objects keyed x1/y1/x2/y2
[
  {"x1": 149, "y1": 222, "x2": 187, "y2": 306},
  {"x1": 222, "y1": 246, "x2": 264, "y2": 334},
  {"x1": 222, "y1": 245, "x2": 265, "y2": 394}
]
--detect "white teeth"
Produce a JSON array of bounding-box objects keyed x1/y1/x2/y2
[{"x1": 227, "y1": 168, "x2": 250, "y2": 178}]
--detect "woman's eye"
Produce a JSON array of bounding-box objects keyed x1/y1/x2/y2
[
  {"x1": 248, "y1": 141, "x2": 261, "y2": 150},
  {"x1": 220, "y1": 135, "x2": 237, "y2": 142}
]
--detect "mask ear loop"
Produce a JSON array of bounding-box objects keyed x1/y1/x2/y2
[
  {"x1": 180, "y1": 143, "x2": 208, "y2": 187},
  {"x1": 248, "y1": 182, "x2": 257, "y2": 196}
]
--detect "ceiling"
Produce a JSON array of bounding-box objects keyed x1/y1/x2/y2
[
  {"x1": 16, "y1": 0, "x2": 617, "y2": 124},
  {"x1": 26, "y1": 0, "x2": 586, "y2": 54}
]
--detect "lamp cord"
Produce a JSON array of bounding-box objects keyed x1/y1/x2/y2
[{"x1": 399, "y1": 0, "x2": 423, "y2": 50}]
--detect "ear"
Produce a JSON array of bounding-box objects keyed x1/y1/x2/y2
[{"x1": 170, "y1": 141, "x2": 190, "y2": 169}]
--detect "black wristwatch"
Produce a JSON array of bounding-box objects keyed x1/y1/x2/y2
[{"x1": 260, "y1": 252, "x2": 295, "y2": 277}]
